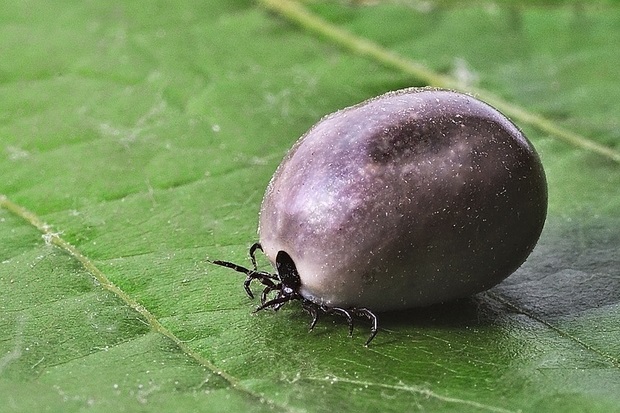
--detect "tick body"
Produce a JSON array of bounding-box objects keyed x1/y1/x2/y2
[{"x1": 213, "y1": 87, "x2": 547, "y2": 344}]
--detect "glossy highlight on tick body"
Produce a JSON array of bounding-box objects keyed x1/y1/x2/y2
[{"x1": 211, "y1": 87, "x2": 548, "y2": 345}]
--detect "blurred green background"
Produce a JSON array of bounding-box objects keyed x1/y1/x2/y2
[{"x1": 1, "y1": 1, "x2": 619, "y2": 412}]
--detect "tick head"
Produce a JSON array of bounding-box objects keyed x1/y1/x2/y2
[{"x1": 275, "y1": 250, "x2": 302, "y2": 294}]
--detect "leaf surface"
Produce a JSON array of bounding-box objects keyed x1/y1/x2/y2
[{"x1": 1, "y1": 1, "x2": 619, "y2": 412}]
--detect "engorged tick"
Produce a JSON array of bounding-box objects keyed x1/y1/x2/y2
[{"x1": 211, "y1": 87, "x2": 548, "y2": 345}]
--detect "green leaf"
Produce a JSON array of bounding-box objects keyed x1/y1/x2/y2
[{"x1": 1, "y1": 1, "x2": 619, "y2": 412}]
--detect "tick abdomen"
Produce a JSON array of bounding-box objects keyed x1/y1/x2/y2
[{"x1": 259, "y1": 88, "x2": 547, "y2": 311}]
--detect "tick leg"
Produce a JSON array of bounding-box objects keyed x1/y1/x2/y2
[
  {"x1": 242, "y1": 277, "x2": 256, "y2": 299},
  {"x1": 301, "y1": 301, "x2": 320, "y2": 331},
  {"x1": 242, "y1": 272, "x2": 279, "y2": 300},
  {"x1": 330, "y1": 307, "x2": 354, "y2": 337},
  {"x1": 254, "y1": 294, "x2": 294, "y2": 312},
  {"x1": 211, "y1": 260, "x2": 252, "y2": 275},
  {"x1": 352, "y1": 308, "x2": 378, "y2": 346},
  {"x1": 211, "y1": 260, "x2": 256, "y2": 299},
  {"x1": 212, "y1": 259, "x2": 276, "y2": 299},
  {"x1": 261, "y1": 285, "x2": 287, "y2": 311},
  {"x1": 249, "y1": 242, "x2": 263, "y2": 271},
  {"x1": 260, "y1": 284, "x2": 275, "y2": 305}
]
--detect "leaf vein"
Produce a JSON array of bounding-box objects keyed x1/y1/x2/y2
[
  {"x1": 0, "y1": 194, "x2": 295, "y2": 412},
  {"x1": 306, "y1": 375, "x2": 521, "y2": 413},
  {"x1": 258, "y1": 0, "x2": 620, "y2": 164}
]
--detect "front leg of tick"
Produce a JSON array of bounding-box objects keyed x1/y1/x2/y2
[
  {"x1": 210, "y1": 258, "x2": 278, "y2": 299},
  {"x1": 249, "y1": 242, "x2": 263, "y2": 271},
  {"x1": 260, "y1": 283, "x2": 282, "y2": 306},
  {"x1": 254, "y1": 292, "x2": 297, "y2": 313}
]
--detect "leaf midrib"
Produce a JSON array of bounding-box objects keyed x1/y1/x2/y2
[
  {"x1": 2, "y1": 189, "x2": 619, "y2": 411},
  {"x1": 258, "y1": 0, "x2": 620, "y2": 164},
  {"x1": 0, "y1": 194, "x2": 294, "y2": 413}
]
